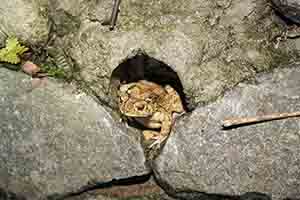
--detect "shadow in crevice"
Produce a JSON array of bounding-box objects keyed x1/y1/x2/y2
[
  {"x1": 0, "y1": 188, "x2": 27, "y2": 200},
  {"x1": 47, "y1": 173, "x2": 152, "y2": 200},
  {"x1": 271, "y1": 3, "x2": 300, "y2": 26},
  {"x1": 173, "y1": 191, "x2": 272, "y2": 200}
]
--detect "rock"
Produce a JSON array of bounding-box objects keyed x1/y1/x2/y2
[
  {"x1": 271, "y1": 0, "x2": 300, "y2": 24},
  {"x1": 0, "y1": 0, "x2": 49, "y2": 45},
  {"x1": 49, "y1": 0, "x2": 292, "y2": 109},
  {"x1": 153, "y1": 66, "x2": 300, "y2": 200},
  {"x1": 0, "y1": 67, "x2": 149, "y2": 200},
  {"x1": 0, "y1": 29, "x2": 6, "y2": 45}
]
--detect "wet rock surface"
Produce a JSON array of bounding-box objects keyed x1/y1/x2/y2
[
  {"x1": 153, "y1": 66, "x2": 300, "y2": 200},
  {"x1": 0, "y1": 67, "x2": 149, "y2": 199}
]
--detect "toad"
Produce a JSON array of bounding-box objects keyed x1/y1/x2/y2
[{"x1": 118, "y1": 80, "x2": 185, "y2": 147}]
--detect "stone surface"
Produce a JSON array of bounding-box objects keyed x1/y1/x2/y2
[
  {"x1": 0, "y1": 67, "x2": 149, "y2": 200},
  {"x1": 0, "y1": 0, "x2": 49, "y2": 45},
  {"x1": 271, "y1": 0, "x2": 300, "y2": 24},
  {"x1": 49, "y1": 0, "x2": 292, "y2": 109},
  {"x1": 153, "y1": 66, "x2": 300, "y2": 200}
]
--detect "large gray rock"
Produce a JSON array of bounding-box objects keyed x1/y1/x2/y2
[
  {"x1": 0, "y1": 0, "x2": 49, "y2": 45},
  {"x1": 50, "y1": 0, "x2": 292, "y2": 109},
  {"x1": 153, "y1": 66, "x2": 300, "y2": 200},
  {"x1": 0, "y1": 67, "x2": 149, "y2": 199}
]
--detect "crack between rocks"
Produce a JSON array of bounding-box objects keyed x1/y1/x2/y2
[{"x1": 46, "y1": 173, "x2": 153, "y2": 200}]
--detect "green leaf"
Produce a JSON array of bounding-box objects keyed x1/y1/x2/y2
[{"x1": 0, "y1": 37, "x2": 28, "y2": 64}]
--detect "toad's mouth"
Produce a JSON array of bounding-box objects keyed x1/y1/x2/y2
[
  {"x1": 119, "y1": 101, "x2": 155, "y2": 118},
  {"x1": 123, "y1": 113, "x2": 153, "y2": 117}
]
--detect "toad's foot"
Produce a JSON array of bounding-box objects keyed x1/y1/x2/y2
[
  {"x1": 149, "y1": 135, "x2": 168, "y2": 148},
  {"x1": 142, "y1": 130, "x2": 168, "y2": 148},
  {"x1": 143, "y1": 130, "x2": 161, "y2": 140}
]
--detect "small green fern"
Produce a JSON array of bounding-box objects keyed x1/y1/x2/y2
[
  {"x1": 40, "y1": 64, "x2": 67, "y2": 79},
  {"x1": 0, "y1": 37, "x2": 28, "y2": 64}
]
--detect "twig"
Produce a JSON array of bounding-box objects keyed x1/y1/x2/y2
[
  {"x1": 101, "y1": 0, "x2": 122, "y2": 30},
  {"x1": 109, "y1": 0, "x2": 122, "y2": 30},
  {"x1": 222, "y1": 111, "x2": 300, "y2": 128}
]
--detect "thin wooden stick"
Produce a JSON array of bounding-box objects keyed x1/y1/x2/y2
[
  {"x1": 109, "y1": 0, "x2": 122, "y2": 30},
  {"x1": 222, "y1": 111, "x2": 300, "y2": 128}
]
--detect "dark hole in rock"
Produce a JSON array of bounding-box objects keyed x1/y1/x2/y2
[{"x1": 109, "y1": 52, "x2": 190, "y2": 112}]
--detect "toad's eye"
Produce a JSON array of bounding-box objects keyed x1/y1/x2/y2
[{"x1": 136, "y1": 104, "x2": 144, "y2": 110}]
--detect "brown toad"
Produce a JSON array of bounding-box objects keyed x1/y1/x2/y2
[{"x1": 118, "y1": 80, "x2": 185, "y2": 147}]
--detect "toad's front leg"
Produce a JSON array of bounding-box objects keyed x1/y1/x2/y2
[
  {"x1": 141, "y1": 112, "x2": 163, "y2": 141},
  {"x1": 148, "y1": 113, "x2": 172, "y2": 148}
]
